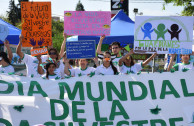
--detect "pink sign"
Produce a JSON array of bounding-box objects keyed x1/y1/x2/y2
[{"x1": 64, "y1": 11, "x2": 111, "y2": 36}]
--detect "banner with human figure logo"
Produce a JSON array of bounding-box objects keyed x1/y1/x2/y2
[
  {"x1": 134, "y1": 16, "x2": 193, "y2": 54},
  {"x1": 0, "y1": 71, "x2": 194, "y2": 125},
  {"x1": 21, "y1": 2, "x2": 52, "y2": 47}
]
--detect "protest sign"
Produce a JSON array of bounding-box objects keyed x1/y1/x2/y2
[
  {"x1": 30, "y1": 47, "x2": 48, "y2": 56},
  {"x1": 64, "y1": 11, "x2": 111, "y2": 36},
  {"x1": 66, "y1": 40, "x2": 96, "y2": 59},
  {"x1": 134, "y1": 16, "x2": 193, "y2": 54},
  {"x1": 21, "y1": 2, "x2": 52, "y2": 47},
  {"x1": 0, "y1": 24, "x2": 9, "y2": 41},
  {"x1": 0, "y1": 71, "x2": 194, "y2": 125}
]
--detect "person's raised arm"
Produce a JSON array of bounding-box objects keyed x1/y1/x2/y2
[
  {"x1": 118, "y1": 49, "x2": 134, "y2": 66},
  {"x1": 37, "y1": 55, "x2": 45, "y2": 75},
  {"x1": 64, "y1": 58, "x2": 70, "y2": 76},
  {"x1": 167, "y1": 54, "x2": 176, "y2": 71},
  {"x1": 142, "y1": 53, "x2": 157, "y2": 67},
  {"x1": 16, "y1": 34, "x2": 24, "y2": 59},
  {"x1": 4, "y1": 40, "x2": 13, "y2": 63},
  {"x1": 96, "y1": 35, "x2": 105, "y2": 54},
  {"x1": 59, "y1": 33, "x2": 68, "y2": 59}
]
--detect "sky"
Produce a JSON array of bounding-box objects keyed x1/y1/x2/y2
[{"x1": 0, "y1": 0, "x2": 186, "y2": 21}]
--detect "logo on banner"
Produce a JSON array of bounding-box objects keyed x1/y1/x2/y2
[{"x1": 134, "y1": 17, "x2": 193, "y2": 54}]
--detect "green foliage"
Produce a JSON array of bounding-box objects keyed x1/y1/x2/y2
[
  {"x1": 76, "y1": 0, "x2": 85, "y2": 11},
  {"x1": 7, "y1": 0, "x2": 19, "y2": 26},
  {"x1": 52, "y1": 20, "x2": 64, "y2": 51},
  {"x1": 164, "y1": 0, "x2": 194, "y2": 16}
]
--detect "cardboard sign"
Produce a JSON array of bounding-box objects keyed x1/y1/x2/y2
[
  {"x1": 21, "y1": 2, "x2": 52, "y2": 47},
  {"x1": 134, "y1": 16, "x2": 193, "y2": 54},
  {"x1": 64, "y1": 11, "x2": 111, "y2": 36},
  {"x1": 0, "y1": 71, "x2": 194, "y2": 125},
  {"x1": 66, "y1": 40, "x2": 96, "y2": 59},
  {"x1": 0, "y1": 24, "x2": 9, "y2": 41},
  {"x1": 30, "y1": 47, "x2": 48, "y2": 56},
  {"x1": 132, "y1": 54, "x2": 147, "y2": 60}
]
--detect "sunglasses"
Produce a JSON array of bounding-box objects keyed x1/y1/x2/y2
[{"x1": 49, "y1": 52, "x2": 57, "y2": 55}]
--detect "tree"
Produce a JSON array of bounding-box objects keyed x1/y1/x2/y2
[
  {"x1": 164, "y1": 0, "x2": 194, "y2": 16},
  {"x1": 52, "y1": 20, "x2": 64, "y2": 51},
  {"x1": 17, "y1": 0, "x2": 29, "y2": 20},
  {"x1": 7, "y1": 0, "x2": 19, "y2": 26},
  {"x1": 76, "y1": 0, "x2": 85, "y2": 11}
]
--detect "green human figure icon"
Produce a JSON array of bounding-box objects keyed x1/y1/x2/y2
[{"x1": 154, "y1": 23, "x2": 168, "y2": 40}]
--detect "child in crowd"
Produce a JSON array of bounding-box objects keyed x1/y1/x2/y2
[
  {"x1": 42, "y1": 63, "x2": 60, "y2": 80},
  {"x1": 0, "y1": 40, "x2": 14, "y2": 73},
  {"x1": 95, "y1": 51, "x2": 118, "y2": 75},
  {"x1": 167, "y1": 53, "x2": 194, "y2": 72},
  {"x1": 119, "y1": 49, "x2": 157, "y2": 74}
]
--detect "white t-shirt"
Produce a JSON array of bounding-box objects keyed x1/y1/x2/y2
[
  {"x1": 42, "y1": 74, "x2": 61, "y2": 80},
  {"x1": 112, "y1": 56, "x2": 122, "y2": 72},
  {"x1": 22, "y1": 54, "x2": 48, "y2": 78},
  {"x1": 69, "y1": 67, "x2": 95, "y2": 77},
  {"x1": 119, "y1": 62, "x2": 143, "y2": 74},
  {"x1": 0, "y1": 65, "x2": 14, "y2": 73},
  {"x1": 95, "y1": 64, "x2": 114, "y2": 75},
  {"x1": 173, "y1": 62, "x2": 194, "y2": 72}
]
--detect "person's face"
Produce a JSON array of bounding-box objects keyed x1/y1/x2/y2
[
  {"x1": 181, "y1": 55, "x2": 190, "y2": 62},
  {"x1": 103, "y1": 53, "x2": 111, "y2": 63},
  {"x1": 48, "y1": 64, "x2": 56, "y2": 74},
  {"x1": 79, "y1": 59, "x2": 87, "y2": 68},
  {"x1": 111, "y1": 45, "x2": 121, "y2": 55},
  {"x1": 49, "y1": 50, "x2": 57, "y2": 60}
]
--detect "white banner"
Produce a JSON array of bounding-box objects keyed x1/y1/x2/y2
[
  {"x1": 0, "y1": 71, "x2": 194, "y2": 126},
  {"x1": 134, "y1": 16, "x2": 193, "y2": 54}
]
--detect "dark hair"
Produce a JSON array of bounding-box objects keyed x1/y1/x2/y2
[
  {"x1": 45, "y1": 63, "x2": 56, "y2": 79},
  {"x1": 103, "y1": 51, "x2": 118, "y2": 75},
  {"x1": 48, "y1": 48, "x2": 59, "y2": 60},
  {"x1": 110, "y1": 42, "x2": 121, "y2": 48},
  {"x1": 124, "y1": 55, "x2": 135, "y2": 67},
  {"x1": 0, "y1": 52, "x2": 10, "y2": 64}
]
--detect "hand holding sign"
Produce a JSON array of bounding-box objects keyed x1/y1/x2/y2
[{"x1": 0, "y1": 24, "x2": 9, "y2": 41}]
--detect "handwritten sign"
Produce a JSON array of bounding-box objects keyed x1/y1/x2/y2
[
  {"x1": 21, "y1": 2, "x2": 52, "y2": 47},
  {"x1": 0, "y1": 24, "x2": 9, "y2": 41},
  {"x1": 66, "y1": 40, "x2": 96, "y2": 59},
  {"x1": 134, "y1": 16, "x2": 193, "y2": 54},
  {"x1": 64, "y1": 11, "x2": 111, "y2": 36},
  {"x1": 30, "y1": 47, "x2": 48, "y2": 56}
]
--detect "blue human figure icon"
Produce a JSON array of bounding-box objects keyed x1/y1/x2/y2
[{"x1": 141, "y1": 22, "x2": 154, "y2": 40}]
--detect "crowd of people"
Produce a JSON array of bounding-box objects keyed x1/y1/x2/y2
[{"x1": 0, "y1": 34, "x2": 194, "y2": 80}]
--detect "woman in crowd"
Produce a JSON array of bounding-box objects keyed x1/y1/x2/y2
[
  {"x1": 118, "y1": 49, "x2": 157, "y2": 74},
  {"x1": 95, "y1": 51, "x2": 118, "y2": 75},
  {"x1": 167, "y1": 53, "x2": 194, "y2": 72},
  {"x1": 42, "y1": 63, "x2": 61, "y2": 80},
  {"x1": 38, "y1": 33, "x2": 68, "y2": 78},
  {"x1": 0, "y1": 40, "x2": 14, "y2": 73}
]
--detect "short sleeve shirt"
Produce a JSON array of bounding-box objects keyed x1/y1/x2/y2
[
  {"x1": 119, "y1": 62, "x2": 143, "y2": 74},
  {"x1": 173, "y1": 62, "x2": 194, "y2": 71},
  {"x1": 0, "y1": 65, "x2": 14, "y2": 73},
  {"x1": 112, "y1": 56, "x2": 122, "y2": 72},
  {"x1": 69, "y1": 67, "x2": 96, "y2": 77},
  {"x1": 95, "y1": 64, "x2": 114, "y2": 75},
  {"x1": 22, "y1": 54, "x2": 47, "y2": 78},
  {"x1": 42, "y1": 74, "x2": 61, "y2": 80}
]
